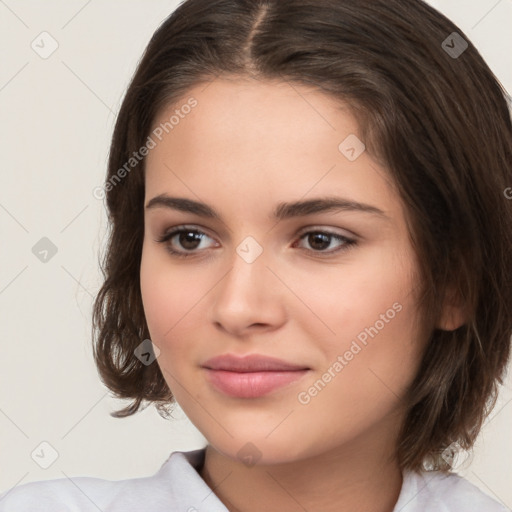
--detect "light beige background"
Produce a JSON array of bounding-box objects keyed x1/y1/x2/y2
[{"x1": 1, "y1": 0, "x2": 511, "y2": 507}]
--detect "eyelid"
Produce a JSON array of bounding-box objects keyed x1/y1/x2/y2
[
  {"x1": 295, "y1": 224, "x2": 358, "y2": 239},
  {"x1": 160, "y1": 222, "x2": 213, "y2": 235},
  {"x1": 156, "y1": 224, "x2": 219, "y2": 245},
  {"x1": 158, "y1": 224, "x2": 357, "y2": 242},
  {"x1": 156, "y1": 223, "x2": 359, "y2": 258},
  {"x1": 292, "y1": 227, "x2": 357, "y2": 256}
]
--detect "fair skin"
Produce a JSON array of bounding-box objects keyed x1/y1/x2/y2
[{"x1": 140, "y1": 76, "x2": 445, "y2": 512}]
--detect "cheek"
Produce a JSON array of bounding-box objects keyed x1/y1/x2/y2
[
  {"x1": 140, "y1": 247, "x2": 193, "y2": 344},
  {"x1": 139, "y1": 244, "x2": 218, "y2": 372},
  {"x1": 286, "y1": 243, "x2": 417, "y2": 338},
  {"x1": 140, "y1": 263, "x2": 194, "y2": 388},
  {"x1": 293, "y1": 289, "x2": 422, "y2": 447},
  {"x1": 291, "y1": 243, "x2": 423, "y2": 394}
]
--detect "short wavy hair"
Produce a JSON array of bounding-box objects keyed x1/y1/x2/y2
[{"x1": 92, "y1": 0, "x2": 512, "y2": 472}]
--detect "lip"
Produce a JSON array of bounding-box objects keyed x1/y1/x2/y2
[
  {"x1": 202, "y1": 354, "x2": 310, "y2": 372},
  {"x1": 202, "y1": 354, "x2": 310, "y2": 398},
  {"x1": 204, "y1": 369, "x2": 309, "y2": 398}
]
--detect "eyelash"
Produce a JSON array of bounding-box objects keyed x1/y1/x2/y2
[{"x1": 155, "y1": 225, "x2": 357, "y2": 259}]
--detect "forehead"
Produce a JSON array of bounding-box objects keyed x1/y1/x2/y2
[
  {"x1": 143, "y1": 77, "x2": 401, "y2": 224},
  {"x1": 153, "y1": 76, "x2": 350, "y2": 123},
  {"x1": 147, "y1": 76, "x2": 358, "y2": 163}
]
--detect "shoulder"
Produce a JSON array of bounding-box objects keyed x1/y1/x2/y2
[
  {"x1": 395, "y1": 469, "x2": 510, "y2": 512},
  {"x1": 0, "y1": 449, "x2": 219, "y2": 512},
  {"x1": 0, "y1": 454, "x2": 176, "y2": 512},
  {"x1": 0, "y1": 475, "x2": 127, "y2": 511}
]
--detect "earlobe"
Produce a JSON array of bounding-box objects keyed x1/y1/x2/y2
[{"x1": 436, "y1": 287, "x2": 467, "y2": 331}]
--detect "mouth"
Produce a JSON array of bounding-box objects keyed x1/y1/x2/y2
[
  {"x1": 203, "y1": 368, "x2": 310, "y2": 398},
  {"x1": 201, "y1": 353, "x2": 310, "y2": 398},
  {"x1": 202, "y1": 353, "x2": 310, "y2": 372}
]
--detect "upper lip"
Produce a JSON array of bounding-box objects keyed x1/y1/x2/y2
[{"x1": 202, "y1": 354, "x2": 309, "y2": 372}]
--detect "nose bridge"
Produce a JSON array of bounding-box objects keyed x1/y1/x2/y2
[
  {"x1": 209, "y1": 234, "x2": 285, "y2": 332},
  {"x1": 235, "y1": 234, "x2": 265, "y2": 266},
  {"x1": 220, "y1": 235, "x2": 270, "y2": 302}
]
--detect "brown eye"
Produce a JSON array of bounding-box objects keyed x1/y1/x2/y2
[
  {"x1": 155, "y1": 226, "x2": 218, "y2": 258},
  {"x1": 294, "y1": 230, "x2": 356, "y2": 255},
  {"x1": 177, "y1": 230, "x2": 204, "y2": 250},
  {"x1": 306, "y1": 232, "x2": 331, "y2": 251}
]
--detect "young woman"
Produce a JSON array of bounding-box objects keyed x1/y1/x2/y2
[{"x1": 1, "y1": 0, "x2": 511, "y2": 511}]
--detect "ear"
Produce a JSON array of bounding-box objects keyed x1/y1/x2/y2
[{"x1": 436, "y1": 285, "x2": 467, "y2": 331}]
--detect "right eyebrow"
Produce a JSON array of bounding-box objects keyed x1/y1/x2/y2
[{"x1": 145, "y1": 194, "x2": 390, "y2": 222}]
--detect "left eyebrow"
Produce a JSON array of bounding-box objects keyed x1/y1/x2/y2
[
  {"x1": 145, "y1": 194, "x2": 390, "y2": 221},
  {"x1": 273, "y1": 196, "x2": 389, "y2": 221}
]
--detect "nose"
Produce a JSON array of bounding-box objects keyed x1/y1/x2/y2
[{"x1": 208, "y1": 243, "x2": 287, "y2": 337}]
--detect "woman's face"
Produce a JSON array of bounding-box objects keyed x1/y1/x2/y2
[{"x1": 140, "y1": 77, "x2": 426, "y2": 465}]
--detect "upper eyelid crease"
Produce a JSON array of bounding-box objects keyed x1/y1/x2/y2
[
  {"x1": 157, "y1": 227, "x2": 356, "y2": 257},
  {"x1": 158, "y1": 224, "x2": 357, "y2": 247},
  {"x1": 161, "y1": 225, "x2": 353, "y2": 239},
  {"x1": 145, "y1": 194, "x2": 390, "y2": 222}
]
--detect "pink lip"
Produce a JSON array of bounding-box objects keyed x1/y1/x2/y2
[
  {"x1": 202, "y1": 353, "x2": 309, "y2": 372},
  {"x1": 201, "y1": 354, "x2": 310, "y2": 398},
  {"x1": 204, "y1": 369, "x2": 309, "y2": 398}
]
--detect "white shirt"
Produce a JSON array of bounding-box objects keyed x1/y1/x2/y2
[{"x1": 0, "y1": 448, "x2": 508, "y2": 511}]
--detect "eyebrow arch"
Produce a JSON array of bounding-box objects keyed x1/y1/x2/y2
[{"x1": 145, "y1": 194, "x2": 389, "y2": 221}]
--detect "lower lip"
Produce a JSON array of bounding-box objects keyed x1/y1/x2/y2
[{"x1": 203, "y1": 368, "x2": 309, "y2": 398}]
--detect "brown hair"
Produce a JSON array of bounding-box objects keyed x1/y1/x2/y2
[{"x1": 92, "y1": 0, "x2": 512, "y2": 472}]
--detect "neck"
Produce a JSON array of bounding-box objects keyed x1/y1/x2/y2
[{"x1": 199, "y1": 429, "x2": 404, "y2": 512}]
